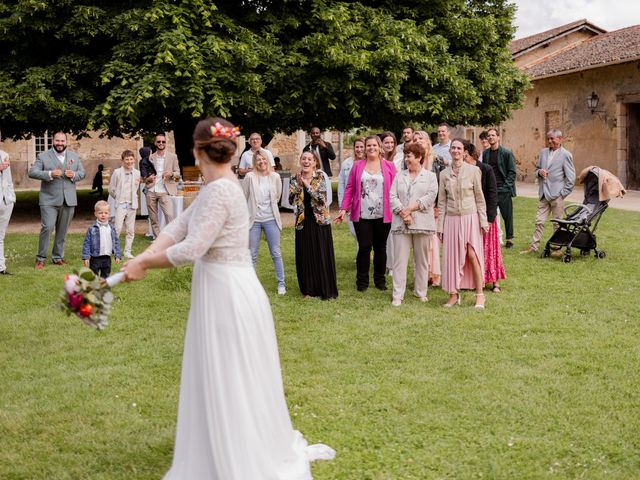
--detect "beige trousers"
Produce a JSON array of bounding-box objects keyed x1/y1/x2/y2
[
  {"x1": 531, "y1": 196, "x2": 564, "y2": 249},
  {"x1": 391, "y1": 233, "x2": 432, "y2": 301},
  {"x1": 146, "y1": 191, "x2": 174, "y2": 238},
  {"x1": 114, "y1": 205, "x2": 136, "y2": 255}
]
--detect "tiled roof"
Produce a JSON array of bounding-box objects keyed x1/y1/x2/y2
[
  {"x1": 509, "y1": 19, "x2": 605, "y2": 55},
  {"x1": 523, "y1": 25, "x2": 640, "y2": 79}
]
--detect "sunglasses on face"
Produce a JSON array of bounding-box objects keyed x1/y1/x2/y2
[{"x1": 156, "y1": 141, "x2": 166, "y2": 144}]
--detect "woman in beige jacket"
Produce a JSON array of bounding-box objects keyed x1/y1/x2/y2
[
  {"x1": 437, "y1": 139, "x2": 489, "y2": 309},
  {"x1": 242, "y1": 149, "x2": 285, "y2": 295},
  {"x1": 388, "y1": 142, "x2": 438, "y2": 306}
]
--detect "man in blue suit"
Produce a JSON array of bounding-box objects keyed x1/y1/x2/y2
[
  {"x1": 520, "y1": 129, "x2": 575, "y2": 254},
  {"x1": 28, "y1": 132, "x2": 85, "y2": 268}
]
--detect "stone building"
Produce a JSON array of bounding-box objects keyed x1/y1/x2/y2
[{"x1": 467, "y1": 19, "x2": 640, "y2": 189}]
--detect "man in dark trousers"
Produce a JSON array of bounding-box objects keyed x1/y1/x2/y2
[
  {"x1": 303, "y1": 127, "x2": 336, "y2": 176},
  {"x1": 482, "y1": 128, "x2": 517, "y2": 248}
]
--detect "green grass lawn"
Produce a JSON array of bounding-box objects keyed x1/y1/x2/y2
[{"x1": 1, "y1": 197, "x2": 639, "y2": 479}]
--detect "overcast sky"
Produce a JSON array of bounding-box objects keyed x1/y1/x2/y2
[{"x1": 512, "y1": 0, "x2": 640, "y2": 38}]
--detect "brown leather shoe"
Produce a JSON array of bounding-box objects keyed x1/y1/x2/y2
[
  {"x1": 52, "y1": 259, "x2": 66, "y2": 266},
  {"x1": 519, "y1": 246, "x2": 537, "y2": 254},
  {"x1": 551, "y1": 249, "x2": 563, "y2": 257},
  {"x1": 35, "y1": 260, "x2": 45, "y2": 270}
]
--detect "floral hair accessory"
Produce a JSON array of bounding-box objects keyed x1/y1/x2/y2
[{"x1": 210, "y1": 122, "x2": 241, "y2": 140}]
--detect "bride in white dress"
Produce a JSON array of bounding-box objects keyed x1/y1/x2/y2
[{"x1": 123, "y1": 118, "x2": 334, "y2": 479}]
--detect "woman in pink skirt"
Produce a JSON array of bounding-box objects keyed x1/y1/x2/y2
[
  {"x1": 462, "y1": 141, "x2": 506, "y2": 293},
  {"x1": 436, "y1": 139, "x2": 490, "y2": 309}
]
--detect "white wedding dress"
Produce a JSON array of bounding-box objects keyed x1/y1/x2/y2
[{"x1": 161, "y1": 177, "x2": 334, "y2": 479}]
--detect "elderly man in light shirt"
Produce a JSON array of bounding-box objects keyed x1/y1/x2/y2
[{"x1": 520, "y1": 129, "x2": 576, "y2": 254}]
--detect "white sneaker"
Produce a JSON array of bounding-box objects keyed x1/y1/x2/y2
[
  {"x1": 277, "y1": 286, "x2": 286, "y2": 295},
  {"x1": 391, "y1": 298, "x2": 402, "y2": 307},
  {"x1": 124, "y1": 252, "x2": 135, "y2": 259}
]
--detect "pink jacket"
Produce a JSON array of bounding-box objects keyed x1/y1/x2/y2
[{"x1": 340, "y1": 159, "x2": 396, "y2": 223}]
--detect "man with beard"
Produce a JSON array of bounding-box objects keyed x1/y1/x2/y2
[
  {"x1": 29, "y1": 131, "x2": 85, "y2": 268},
  {"x1": 146, "y1": 133, "x2": 181, "y2": 238}
]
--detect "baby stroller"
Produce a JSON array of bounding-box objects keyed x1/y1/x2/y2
[{"x1": 542, "y1": 166, "x2": 625, "y2": 263}]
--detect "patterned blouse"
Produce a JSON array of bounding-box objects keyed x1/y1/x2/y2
[{"x1": 288, "y1": 172, "x2": 331, "y2": 230}]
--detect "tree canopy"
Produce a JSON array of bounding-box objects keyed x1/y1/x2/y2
[{"x1": 0, "y1": 0, "x2": 528, "y2": 156}]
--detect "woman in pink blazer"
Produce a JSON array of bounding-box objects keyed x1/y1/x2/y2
[{"x1": 336, "y1": 135, "x2": 396, "y2": 291}]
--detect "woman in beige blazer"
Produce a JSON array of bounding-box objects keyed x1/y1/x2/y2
[
  {"x1": 388, "y1": 142, "x2": 438, "y2": 306},
  {"x1": 242, "y1": 148, "x2": 285, "y2": 295},
  {"x1": 437, "y1": 139, "x2": 489, "y2": 309}
]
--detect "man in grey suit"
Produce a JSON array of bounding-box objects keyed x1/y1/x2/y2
[
  {"x1": 28, "y1": 132, "x2": 85, "y2": 268},
  {"x1": 0, "y1": 148, "x2": 16, "y2": 275},
  {"x1": 520, "y1": 129, "x2": 575, "y2": 254}
]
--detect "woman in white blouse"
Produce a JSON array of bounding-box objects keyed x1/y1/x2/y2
[{"x1": 242, "y1": 148, "x2": 286, "y2": 295}]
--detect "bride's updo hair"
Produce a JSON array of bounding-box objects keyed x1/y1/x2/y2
[{"x1": 193, "y1": 117, "x2": 238, "y2": 164}]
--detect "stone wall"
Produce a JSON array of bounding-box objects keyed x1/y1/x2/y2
[{"x1": 1, "y1": 131, "x2": 146, "y2": 189}]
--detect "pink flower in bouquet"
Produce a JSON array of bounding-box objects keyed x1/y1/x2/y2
[
  {"x1": 68, "y1": 292, "x2": 84, "y2": 310},
  {"x1": 64, "y1": 274, "x2": 79, "y2": 294}
]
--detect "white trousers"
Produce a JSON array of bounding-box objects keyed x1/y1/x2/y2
[
  {"x1": 114, "y1": 206, "x2": 136, "y2": 255},
  {"x1": 0, "y1": 201, "x2": 14, "y2": 271}
]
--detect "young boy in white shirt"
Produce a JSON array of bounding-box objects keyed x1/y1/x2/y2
[
  {"x1": 82, "y1": 201, "x2": 121, "y2": 278},
  {"x1": 109, "y1": 150, "x2": 141, "y2": 259}
]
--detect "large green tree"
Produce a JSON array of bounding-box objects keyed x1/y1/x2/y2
[{"x1": 0, "y1": 0, "x2": 528, "y2": 163}]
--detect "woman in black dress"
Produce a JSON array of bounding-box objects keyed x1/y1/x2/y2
[{"x1": 289, "y1": 151, "x2": 338, "y2": 299}]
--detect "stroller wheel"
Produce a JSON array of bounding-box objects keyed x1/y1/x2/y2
[
  {"x1": 562, "y1": 254, "x2": 572, "y2": 263},
  {"x1": 542, "y1": 249, "x2": 551, "y2": 258},
  {"x1": 597, "y1": 250, "x2": 607, "y2": 259}
]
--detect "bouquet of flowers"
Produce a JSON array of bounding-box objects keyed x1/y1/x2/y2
[{"x1": 60, "y1": 267, "x2": 125, "y2": 330}]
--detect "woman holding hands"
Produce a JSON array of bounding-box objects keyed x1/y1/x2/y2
[
  {"x1": 437, "y1": 139, "x2": 489, "y2": 309},
  {"x1": 289, "y1": 150, "x2": 338, "y2": 300},
  {"x1": 388, "y1": 143, "x2": 438, "y2": 306}
]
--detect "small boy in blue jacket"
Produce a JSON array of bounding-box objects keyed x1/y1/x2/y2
[{"x1": 82, "y1": 200, "x2": 121, "y2": 278}]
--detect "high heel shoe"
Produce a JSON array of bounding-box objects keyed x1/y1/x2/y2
[
  {"x1": 474, "y1": 293, "x2": 486, "y2": 309},
  {"x1": 443, "y1": 292, "x2": 461, "y2": 308}
]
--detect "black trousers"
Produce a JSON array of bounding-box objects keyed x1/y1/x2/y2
[
  {"x1": 90, "y1": 255, "x2": 112, "y2": 279},
  {"x1": 497, "y1": 191, "x2": 514, "y2": 240},
  {"x1": 353, "y1": 218, "x2": 391, "y2": 289}
]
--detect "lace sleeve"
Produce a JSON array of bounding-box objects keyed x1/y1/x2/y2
[
  {"x1": 165, "y1": 182, "x2": 231, "y2": 267},
  {"x1": 162, "y1": 200, "x2": 196, "y2": 244}
]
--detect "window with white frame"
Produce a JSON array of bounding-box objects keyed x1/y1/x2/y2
[{"x1": 35, "y1": 132, "x2": 52, "y2": 155}]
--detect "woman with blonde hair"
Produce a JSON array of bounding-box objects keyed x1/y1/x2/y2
[
  {"x1": 289, "y1": 150, "x2": 338, "y2": 299},
  {"x1": 242, "y1": 148, "x2": 286, "y2": 295},
  {"x1": 336, "y1": 135, "x2": 396, "y2": 291},
  {"x1": 338, "y1": 137, "x2": 366, "y2": 238}
]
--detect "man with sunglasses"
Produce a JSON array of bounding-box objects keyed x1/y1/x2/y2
[{"x1": 145, "y1": 134, "x2": 181, "y2": 238}]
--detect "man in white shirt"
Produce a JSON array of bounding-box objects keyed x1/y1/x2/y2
[
  {"x1": 0, "y1": 149, "x2": 16, "y2": 275},
  {"x1": 432, "y1": 122, "x2": 452, "y2": 170},
  {"x1": 238, "y1": 133, "x2": 275, "y2": 177}
]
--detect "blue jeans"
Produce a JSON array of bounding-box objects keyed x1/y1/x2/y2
[{"x1": 249, "y1": 220, "x2": 285, "y2": 287}]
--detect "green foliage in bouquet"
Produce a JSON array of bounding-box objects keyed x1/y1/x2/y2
[{"x1": 59, "y1": 267, "x2": 116, "y2": 331}]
